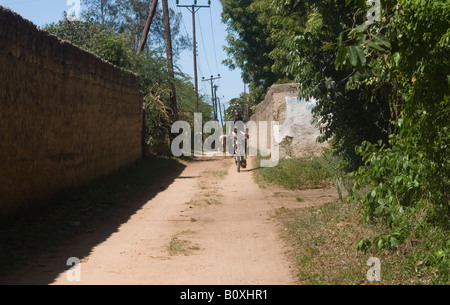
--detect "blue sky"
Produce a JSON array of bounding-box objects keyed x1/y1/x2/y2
[{"x1": 0, "y1": 0, "x2": 244, "y2": 113}]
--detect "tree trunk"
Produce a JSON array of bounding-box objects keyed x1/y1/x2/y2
[
  {"x1": 161, "y1": 0, "x2": 178, "y2": 122},
  {"x1": 136, "y1": 0, "x2": 159, "y2": 55}
]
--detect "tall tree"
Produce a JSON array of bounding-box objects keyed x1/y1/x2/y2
[
  {"x1": 161, "y1": 0, "x2": 178, "y2": 122},
  {"x1": 277, "y1": 0, "x2": 392, "y2": 169},
  {"x1": 136, "y1": 0, "x2": 159, "y2": 55},
  {"x1": 221, "y1": 0, "x2": 282, "y2": 104},
  {"x1": 82, "y1": 0, "x2": 190, "y2": 56},
  {"x1": 81, "y1": 0, "x2": 118, "y2": 28}
]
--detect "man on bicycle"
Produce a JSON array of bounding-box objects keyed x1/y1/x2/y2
[{"x1": 230, "y1": 111, "x2": 248, "y2": 168}]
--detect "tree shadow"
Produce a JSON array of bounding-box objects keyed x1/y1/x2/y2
[{"x1": 0, "y1": 156, "x2": 187, "y2": 285}]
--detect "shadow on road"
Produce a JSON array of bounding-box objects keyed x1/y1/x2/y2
[{"x1": 0, "y1": 156, "x2": 187, "y2": 285}]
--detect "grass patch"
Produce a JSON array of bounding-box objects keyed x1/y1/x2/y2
[
  {"x1": 254, "y1": 155, "x2": 331, "y2": 190},
  {"x1": 255, "y1": 151, "x2": 448, "y2": 284},
  {"x1": 201, "y1": 170, "x2": 228, "y2": 179},
  {"x1": 204, "y1": 198, "x2": 221, "y2": 205},
  {"x1": 276, "y1": 200, "x2": 449, "y2": 284},
  {"x1": 167, "y1": 231, "x2": 200, "y2": 256},
  {"x1": 295, "y1": 196, "x2": 304, "y2": 202},
  {"x1": 253, "y1": 149, "x2": 352, "y2": 200},
  {"x1": 273, "y1": 192, "x2": 294, "y2": 198},
  {"x1": 185, "y1": 199, "x2": 200, "y2": 206}
]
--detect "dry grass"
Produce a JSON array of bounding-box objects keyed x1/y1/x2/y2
[
  {"x1": 275, "y1": 199, "x2": 446, "y2": 284},
  {"x1": 167, "y1": 231, "x2": 201, "y2": 256}
]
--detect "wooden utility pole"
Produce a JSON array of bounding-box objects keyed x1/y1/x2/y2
[
  {"x1": 162, "y1": 0, "x2": 178, "y2": 121},
  {"x1": 136, "y1": 0, "x2": 159, "y2": 55},
  {"x1": 177, "y1": 1, "x2": 211, "y2": 111},
  {"x1": 243, "y1": 83, "x2": 248, "y2": 119},
  {"x1": 202, "y1": 74, "x2": 221, "y2": 121},
  {"x1": 191, "y1": 7, "x2": 199, "y2": 111}
]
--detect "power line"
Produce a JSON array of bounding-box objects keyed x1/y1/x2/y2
[
  {"x1": 196, "y1": 10, "x2": 212, "y2": 77},
  {"x1": 209, "y1": 6, "x2": 220, "y2": 75},
  {"x1": 170, "y1": 0, "x2": 190, "y2": 43},
  {"x1": 176, "y1": 0, "x2": 211, "y2": 111}
]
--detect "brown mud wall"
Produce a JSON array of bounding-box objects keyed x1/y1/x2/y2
[{"x1": 0, "y1": 7, "x2": 143, "y2": 221}]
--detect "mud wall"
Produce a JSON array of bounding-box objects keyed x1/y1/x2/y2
[
  {"x1": 250, "y1": 83, "x2": 327, "y2": 158},
  {"x1": 0, "y1": 7, "x2": 143, "y2": 220}
]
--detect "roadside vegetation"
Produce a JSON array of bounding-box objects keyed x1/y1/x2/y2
[
  {"x1": 254, "y1": 149, "x2": 351, "y2": 199},
  {"x1": 228, "y1": 0, "x2": 449, "y2": 285},
  {"x1": 45, "y1": 1, "x2": 213, "y2": 156},
  {"x1": 254, "y1": 151, "x2": 448, "y2": 284},
  {"x1": 275, "y1": 199, "x2": 449, "y2": 285}
]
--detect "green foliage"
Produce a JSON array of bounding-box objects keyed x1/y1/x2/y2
[
  {"x1": 347, "y1": 0, "x2": 450, "y2": 282},
  {"x1": 318, "y1": 148, "x2": 352, "y2": 200},
  {"x1": 44, "y1": 17, "x2": 105, "y2": 49},
  {"x1": 220, "y1": 0, "x2": 298, "y2": 105},
  {"x1": 258, "y1": 0, "x2": 449, "y2": 283},
  {"x1": 89, "y1": 30, "x2": 136, "y2": 67},
  {"x1": 255, "y1": 153, "x2": 340, "y2": 190},
  {"x1": 225, "y1": 93, "x2": 250, "y2": 120},
  {"x1": 45, "y1": 15, "x2": 210, "y2": 156},
  {"x1": 282, "y1": 1, "x2": 393, "y2": 170},
  {"x1": 82, "y1": 0, "x2": 190, "y2": 56}
]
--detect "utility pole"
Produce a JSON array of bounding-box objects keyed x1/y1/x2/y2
[
  {"x1": 136, "y1": 0, "x2": 159, "y2": 55},
  {"x1": 213, "y1": 84, "x2": 218, "y2": 123},
  {"x1": 213, "y1": 85, "x2": 224, "y2": 126},
  {"x1": 177, "y1": 0, "x2": 211, "y2": 111},
  {"x1": 217, "y1": 96, "x2": 223, "y2": 126},
  {"x1": 243, "y1": 83, "x2": 248, "y2": 120},
  {"x1": 202, "y1": 74, "x2": 221, "y2": 121},
  {"x1": 162, "y1": 0, "x2": 178, "y2": 121}
]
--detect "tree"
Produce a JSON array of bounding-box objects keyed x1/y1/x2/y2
[
  {"x1": 45, "y1": 15, "x2": 211, "y2": 156},
  {"x1": 81, "y1": 0, "x2": 117, "y2": 27},
  {"x1": 273, "y1": 0, "x2": 392, "y2": 170},
  {"x1": 82, "y1": 0, "x2": 190, "y2": 56},
  {"x1": 348, "y1": 0, "x2": 449, "y2": 250},
  {"x1": 44, "y1": 17, "x2": 105, "y2": 50},
  {"x1": 225, "y1": 93, "x2": 247, "y2": 120},
  {"x1": 220, "y1": 0, "x2": 290, "y2": 104}
]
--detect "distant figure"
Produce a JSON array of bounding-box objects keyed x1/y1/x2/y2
[
  {"x1": 233, "y1": 111, "x2": 245, "y2": 124},
  {"x1": 229, "y1": 111, "x2": 248, "y2": 167}
]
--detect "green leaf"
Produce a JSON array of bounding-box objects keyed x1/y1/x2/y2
[
  {"x1": 374, "y1": 34, "x2": 391, "y2": 49},
  {"x1": 356, "y1": 239, "x2": 372, "y2": 251},
  {"x1": 375, "y1": 205, "x2": 384, "y2": 215},
  {"x1": 347, "y1": 46, "x2": 358, "y2": 66},
  {"x1": 390, "y1": 236, "x2": 399, "y2": 248},
  {"x1": 377, "y1": 239, "x2": 384, "y2": 251},
  {"x1": 349, "y1": 23, "x2": 369, "y2": 36},
  {"x1": 322, "y1": 43, "x2": 336, "y2": 50},
  {"x1": 335, "y1": 46, "x2": 347, "y2": 69},
  {"x1": 355, "y1": 46, "x2": 366, "y2": 66},
  {"x1": 392, "y1": 52, "x2": 401, "y2": 66},
  {"x1": 366, "y1": 41, "x2": 385, "y2": 51}
]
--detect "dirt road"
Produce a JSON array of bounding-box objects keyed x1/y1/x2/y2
[{"x1": 3, "y1": 155, "x2": 337, "y2": 285}]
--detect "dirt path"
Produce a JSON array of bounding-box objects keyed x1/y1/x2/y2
[{"x1": 3, "y1": 155, "x2": 337, "y2": 285}]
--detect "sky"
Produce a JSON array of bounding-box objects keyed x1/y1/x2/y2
[{"x1": 0, "y1": 0, "x2": 245, "y2": 113}]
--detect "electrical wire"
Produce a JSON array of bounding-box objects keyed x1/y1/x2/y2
[
  {"x1": 209, "y1": 5, "x2": 220, "y2": 76},
  {"x1": 196, "y1": 10, "x2": 212, "y2": 77},
  {"x1": 170, "y1": 0, "x2": 191, "y2": 45}
]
